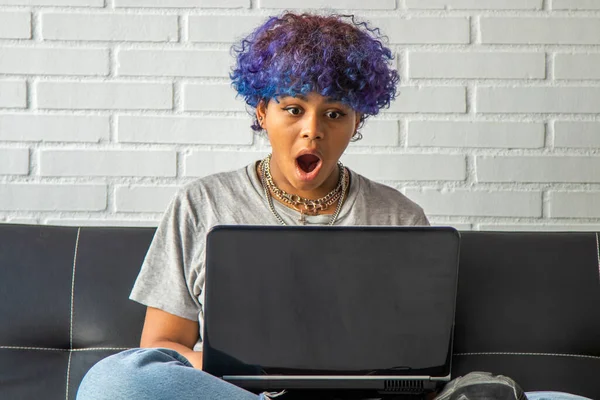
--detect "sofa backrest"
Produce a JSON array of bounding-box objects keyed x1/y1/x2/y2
[
  {"x1": 454, "y1": 232, "x2": 600, "y2": 398},
  {"x1": 0, "y1": 225, "x2": 599, "y2": 399},
  {"x1": 0, "y1": 225, "x2": 153, "y2": 400}
]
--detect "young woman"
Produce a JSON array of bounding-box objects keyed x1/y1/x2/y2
[{"x1": 77, "y1": 13, "x2": 589, "y2": 400}]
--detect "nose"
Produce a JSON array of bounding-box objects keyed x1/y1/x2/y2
[{"x1": 300, "y1": 112, "x2": 323, "y2": 141}]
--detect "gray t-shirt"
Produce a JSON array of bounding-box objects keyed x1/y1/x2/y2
[{"x1": 130, "y1": 162, "x2": 429, "y2": 350}]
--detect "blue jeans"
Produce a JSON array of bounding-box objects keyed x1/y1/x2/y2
[{"x1": 76, "y1": 348, "x2": 591, "y2": 400}]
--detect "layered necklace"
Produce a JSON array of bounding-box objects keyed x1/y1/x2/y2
[{"x1": 259, "y1": 154, "x2": 349, "y2": 226}]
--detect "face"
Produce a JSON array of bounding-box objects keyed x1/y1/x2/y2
[{"x1": 256, "y1": 92, "x2": 361, "y2": 199}]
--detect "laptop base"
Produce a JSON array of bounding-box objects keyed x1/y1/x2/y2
[{"x1": 224, "y1": 375, "x2": 442, "y2": 394}]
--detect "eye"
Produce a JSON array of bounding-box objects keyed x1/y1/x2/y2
[
  {"x1": 283, "y1": 106, "x2": 302, "y2": 116},
  {"x1": 325, "y1": 111, "x2": 346, "y2": 119}
]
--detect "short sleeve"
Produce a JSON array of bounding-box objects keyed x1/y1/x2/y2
[
  {"x1": 413, "y1": 210, "x2": 430, "y2": 226},
  {"x1": 130, "y1": 188, "x2": 204, "y2": 322}
]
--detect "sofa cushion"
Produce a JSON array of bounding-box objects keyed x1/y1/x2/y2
[
  {"x1": 453, "y1": 232, "x2": 600, "y2": 398},
  {"x1": 0, "y1": 225, "x2": 153, "y2": 400}
]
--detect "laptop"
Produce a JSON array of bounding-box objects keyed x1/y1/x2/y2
[{"x1": 202, "y1": 226, "x2": 460, "y2": 396}]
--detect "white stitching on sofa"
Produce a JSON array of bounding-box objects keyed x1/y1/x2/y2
[
  {"x1": 70, "y1": 347, "x2": 130, "y2": 352},
  {"x1": 455, "y1": 352, "x2": 600, "y2": 360},
  {"x1": 70, "y1": 228, "x2": 80, "y2": 350},
  {"x1": 0, "y1": 346, "x2": 130, "y2": 352},
  {"x1": 67, "y1": 228, "x2": 80, "y2": 400},
  {"x1": 65, "y1": 352, "x2": 72, "y2": 400},
  {"x1": 0, "y1": 346, "x2": 69, "y2": 351},
  {"x1": 596, "y1": 232, "x2": 600, "y2": 282}
]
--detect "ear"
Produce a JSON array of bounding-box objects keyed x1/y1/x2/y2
[
  {"x1": 256, "y1": 99, "x2": 267, "y2": 128},
  {"x1": 354, "y1": 113, "x2": 362, "y2": 131}
]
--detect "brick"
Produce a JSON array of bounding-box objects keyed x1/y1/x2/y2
[
  {"x1": 0, "y1": 81, "x2": 26, "y2": 108},
  {"x1": 349, "y1": 120, "x2": 399, "y2": 147},
  {"x1": 0, "y1": 12, "x2": 30, "y2": 39},
  {"x1": 258, "y1": 0, "x2": 395, "y2": 9},
  {"x1": 406, "y1": 189, "x2": 542, "y2": 217},
  {"x1": 384, "y1": 87, "x2": 466, "y2": 113},
  {"x1": 477, "y1": 156, "x2": 600, "y2": 183},
  {"x1": 40, "y1": 150, "x2": 176, "y2": 177},
  {"x1": 555, "y1": 54, "x2": 600, "y2": 80},
  {"x1": 555, "y1": 122, "x2": 600, "y2": 148},
  {"x1": 0, "y1": 47, "x2": 108, "y2": 76},
  {"x1": 408, "y1": 121, "x2": 545, "y2": 148},
  {"x1": 370, "y1": 18, "x2": 469, "y2": 44},
  {"x1": 0, "y1": 0, "x2": 102, "y2": 5},
  {"x1": 45, "y1": 218, "x2": 160, "y2": 227},
  {"x1": 0, "y1": 217, "x2": 38, "y2": 224},
  {"x1": 117, "y1": 116, "x2": 253, "y2": 145},
  {"x1": 118, "y1": 50, "x2": 230, "y2": 78},
  {"x1": 189, "y1": 15, "x2": 266, "y2": 43},
  {"x1": 0, "y1": 115, "x2": 109, "y2": 142},
  {"x1": 117, "y1": 0, "x2": 248, "y2": 7},
  {"x1": 553, "y1": 0, "x2": 600, "y2": 9},
  {"x1": 0, "y1": 148, "x2": 29, "y2": 175},
  {"x1": 409, "y1": 52, "x2": 545, "y2": 79},
  {"x1": 0, "y1": 184, "x2": 106, "y2": 211},
  {"x1": 406, "y1": 0, "x2": 541, "y2": 9},
  {"x1": 550, "y1": 192, "x2": 600, "y2": 218},
  {"x1": 478, "y1": 223, "x2": 600, "y2": 232},
  {"x1": 185, "y1": 150, "x2": 268, "y2": 177},
  {"x1": 115, "y1": 185, "x2": 178, "y2": 212},
  {"x1": 38, "y1": 82, "x2": 172, "y2": 110},
  {"x1": 428, "y1": 221, "x2": 472, "y2": 230},
  {"x1": 482, "y1": 18, "x2": 600, "y2": 45},
  {"x1": 184, "y1": 83, "x2": 246, "y2": 112},
  {"x1": 405, "y1": 189, "x2": 542, "y2": 217},
  {"x1": 340, "y1": 154, "x2": 466, "y2": 181},
  {"x1": 478, "y1": 87, "x2": 600, "y2": 114},
  {"x1": 42, "y1": 13, "x2": 177, "y2": 42}
]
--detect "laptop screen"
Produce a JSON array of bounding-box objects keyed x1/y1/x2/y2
[{"x1": 203, "y1": 226, "x2": 460, "y2": 379}]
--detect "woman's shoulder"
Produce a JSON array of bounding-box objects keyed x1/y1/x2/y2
[
  {"x1": 351, "y1": 170, "x2": 428, "y2": 224},
  {"x1": 164, "y1": 164, "x2": 258, "y2": 224},
  {"x1": 178, "y1": 164, "x2": 255, "y2": 199}
]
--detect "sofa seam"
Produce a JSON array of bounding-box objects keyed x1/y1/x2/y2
[
  {"x1": 70, "y1": 227, "x2": 80, "y2": 351},
  {"x1": 455, "y1": 352, "x2": 600, "y2": 360},
  {"x1": 0, "y1": 346, "x2": 131, "y2": 352},
  {"x1": 65, "y1": 352, "x2": 73, "y2": 400},
  {"x1": 66, "y1": 227, "x2": 80, "y2": 400},
  {"x1": 596, "y1": 232, "x2": 600, "y2": 283}
]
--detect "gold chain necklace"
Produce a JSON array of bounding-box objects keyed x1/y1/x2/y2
[{"x1": 259, "y1": 154, "x2": 348, "y2": 225}]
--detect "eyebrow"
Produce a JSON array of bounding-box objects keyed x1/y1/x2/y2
[{"x1": 282, "y1": 94, "x2": 341, "y2": 104}]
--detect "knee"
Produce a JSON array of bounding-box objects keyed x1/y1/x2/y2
[{"x1": 76, "y1": 348, "x2": 185, "y2": 400}]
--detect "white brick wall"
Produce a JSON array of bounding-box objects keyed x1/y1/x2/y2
[
  {"x1": 0, "y1": 148, "x2": 29, "y2": 175},
  {"x1": 408, "y1": 122, "x2": 545, "y2": 148},
  {"x1": 0, "y1": 2, "x2": 599, "y2": 231},
  {"x1": 408, "y1": 52, "x2": 545, "y2": 79},
  {"x1": 481, "y1": 18, "x2": 600, "y2": 45},
  {"x1": 0, "y1": 12, "x2": 30, "y2": 39},
  {"x1": 0, "y1": 48, "x2": 109, "y2": 76},
  {"x1": 0, "y1": 81, "x2": 27, "y2": 108},
  {"x1": 554, "y1": 122, "x2": 600, "y2": 148},
  {"x1": 555, "y1": 54, "x2": 600, "y2": 80},
  {"x1": 37, "y1": 82, "x2": 173, "y2": 110},
  {"x1": 405, "y1": 0, "x2": 542, "y2": 10},
  {"x1": 341, "y1": 154, "x2": 466, "y2": 181},
  {"x1": 42, "y1": 13, "x2": 178, "y2": 42},
  {"x1": 0, "y1": 115, "x2": 109, "y2": 142},
  {"x1": 40, "y1": 150, "x2": 177, "y2": 177}
]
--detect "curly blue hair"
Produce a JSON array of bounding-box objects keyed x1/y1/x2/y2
[{"x1": 230, "y1": 13, "x2": 400, "y2": 134}]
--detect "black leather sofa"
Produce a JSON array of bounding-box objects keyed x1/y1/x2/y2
[{"x1": 1, "y1": 224, "x2": 599, "y2": 399}]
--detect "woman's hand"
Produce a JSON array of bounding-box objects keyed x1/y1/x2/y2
[{"x1": 140, "y1": 306, "x2": 203, "y2": 370}]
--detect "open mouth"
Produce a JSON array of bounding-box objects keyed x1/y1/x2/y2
[{"x1": 296, "y1": 154, "x2": 321, "y2": 173}]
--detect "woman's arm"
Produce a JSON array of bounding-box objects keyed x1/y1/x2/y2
[{"x1": 140, "y1": 306, "x2": 204, "y2": 370}]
